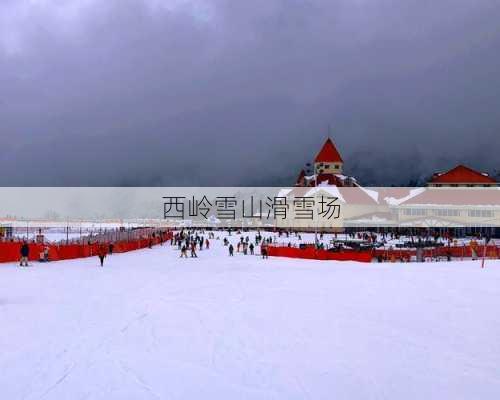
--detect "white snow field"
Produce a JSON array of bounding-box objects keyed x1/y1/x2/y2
[{"x1": 1, "y1": 236, "x2": 500, "y2": 400}]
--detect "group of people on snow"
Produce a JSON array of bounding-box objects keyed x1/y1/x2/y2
[
  {"x1": 175, "y1": 230, "x2": 210, "y2": 258},
  {"x1": 15, "y1": 228, "x2": 276, "y2": 267},
  {"x1": 173, "y1": 229, "x2": 271, "y2": 259},
  {"x1": 18, "y1": 241, "x2": 50, "y2": 267},
  {"x1": 224, "y1": 233, "x2": 269, "y2": 258}
]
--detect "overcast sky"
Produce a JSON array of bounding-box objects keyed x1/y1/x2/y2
[{"x1": 1, "y1": 0, "x2": 499, "y2": 186}]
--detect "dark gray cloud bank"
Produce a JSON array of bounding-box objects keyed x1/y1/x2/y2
[{"x1": 1, "y1": 0, "x2": 499, "y2": 186}]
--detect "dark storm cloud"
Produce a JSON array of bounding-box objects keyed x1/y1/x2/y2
[{"x1": 1, "y1": 0, "x2": 499, "y2": 186}]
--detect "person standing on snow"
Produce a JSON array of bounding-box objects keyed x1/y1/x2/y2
[
  {"x1": 249, "y1": 243, "x2": 254, "y2": 255},
  {"x1": 97, "y1": 243, "x2": 107, "y2": 267},
  {"x1": 190, "y1": 241, "x2": 198, "y2": 258},
  {"x1": 229, "y1": 244, "x2": 234, "y2": 256},
  {"x1": 43, "y1": 245, "x2": 50, "y2": 262},
  {"x1": 20, "y1": 240, "x2": 30, "y2": 267},
  {"x1": 180, "y1": 244, "x2": 188, "y2": 258},
  {"x1": 261, "y1": 244, "x2": 268, "y2": 259}
]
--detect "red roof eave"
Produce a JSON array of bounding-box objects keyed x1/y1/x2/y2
[{"x1": 430, "y1": 165, "x2": 496, "y2": 184}]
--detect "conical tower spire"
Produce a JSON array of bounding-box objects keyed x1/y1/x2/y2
[{"x1": 314, "y1": 137, "x2": 343, "y2": 163}]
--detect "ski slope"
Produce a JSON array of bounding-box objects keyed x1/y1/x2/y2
[{"x1": 1, "y1": 236, "x2": 500, "y2": 400}]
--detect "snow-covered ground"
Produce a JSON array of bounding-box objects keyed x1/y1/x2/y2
[{"x1": 1, "y1": 234, "x2": 500, "y2": 400}]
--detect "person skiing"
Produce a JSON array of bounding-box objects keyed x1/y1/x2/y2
[
  {"x1": 229, "y1": 244, "x2": 234, "y2": 256},
  {"x1": 97, "y1": 243, "x2": 107, "y2": 267},
  {"x1": 20, "y1": 241, "x2": 30, "y2": 267},
  {"x1": 205, "y1": 238, "x2": 209, "y2": 249}
]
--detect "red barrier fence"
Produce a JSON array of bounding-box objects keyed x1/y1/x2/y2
[
  {"x1": 266, "y1": 244, "x2": 500, "y2": 263},
  {"x1": 373, "y1": 245, "x2": 499, "y2": 260},
  {"x1": 0, "y1": 231, "x2": 173, "y2": 264},
  {"x1": 266, "y1": 245, "x2": 373, "y2": 263}
]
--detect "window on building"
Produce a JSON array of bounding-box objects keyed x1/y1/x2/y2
[
  {"x1": 403, "y1": 208, "x2": 427, "y2": 216},
  {"x1": 468, "y1": 210, "x2": 494, "y2": 218},
  {"x1": 433, "y1": 209, "x2": 460, "y2": 217}
]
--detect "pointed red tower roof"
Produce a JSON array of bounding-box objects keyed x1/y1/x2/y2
[
  {"x1": 430, "y1": 165, "x2": 496, "y2": 184},
  {"x1": 314, "y1": 138, "x2": 343, "y2": 163}
]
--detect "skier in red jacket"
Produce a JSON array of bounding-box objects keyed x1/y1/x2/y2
[{"x1": 97, "y1": 244, "x2": 107, "y2": 267}]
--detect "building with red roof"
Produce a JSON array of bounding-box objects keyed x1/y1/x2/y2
[
  {"x1": 286, "y1": 140, "x2": 499, "y2": 234},
  {"x1": 299, "y1": 140, "x2": 497, "y2": 189},
  {"x1": 295, "y1": 138, "x2": 357, "y2": 187},
  {"x1": 428, "y1": 165, "x2": 497, "y2": 187}
]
